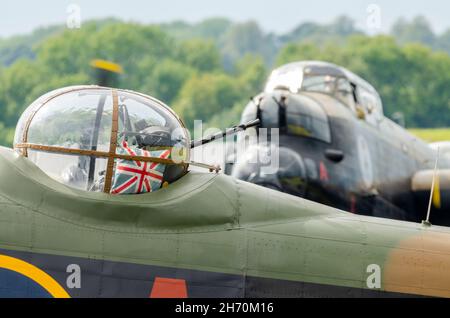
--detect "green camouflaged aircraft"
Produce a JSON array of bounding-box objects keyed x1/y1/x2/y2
[{"x1": 1, "y1": 84, "x2": 450, "y2": 298}]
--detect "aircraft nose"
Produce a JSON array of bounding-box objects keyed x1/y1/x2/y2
[{"x1": 231, "y1": 144, "x2": 308, "y2": 197}]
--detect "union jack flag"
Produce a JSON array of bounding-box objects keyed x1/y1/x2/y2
[{"x1": 111, "y1": 141, "x2": 171, "y2": 194}]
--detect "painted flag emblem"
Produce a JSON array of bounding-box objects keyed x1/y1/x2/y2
[{"x1": 111, "y1": 141, "x2": 170, "y2": 194}]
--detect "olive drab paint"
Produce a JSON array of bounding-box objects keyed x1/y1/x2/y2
[{"x1": 1, "y1": 146, "x2": 450, "y2": 297}]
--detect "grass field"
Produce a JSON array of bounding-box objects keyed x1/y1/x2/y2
[{"x1": 409, "y1": 128, "x2": 450, "y2": 142}]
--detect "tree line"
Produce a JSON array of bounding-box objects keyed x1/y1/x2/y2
[{"x1": 0, "y1": 17, "x2": 449, "y2": 146}]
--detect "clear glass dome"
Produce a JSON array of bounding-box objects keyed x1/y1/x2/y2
[{"x1": 14, "y1": 86, "x2": 190, "y2": 194}]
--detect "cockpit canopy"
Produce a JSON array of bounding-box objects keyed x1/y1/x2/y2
[
  {"x1": 14, "y1": 86, "x2": 190, "y2": 194},
  {"x1": 264, "y1": 61, "x2": 384, "y2": 118}
]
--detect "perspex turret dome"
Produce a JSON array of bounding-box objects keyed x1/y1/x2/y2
[{"x1": 14, "y1": 86, "x2": 190, "y2": 194}]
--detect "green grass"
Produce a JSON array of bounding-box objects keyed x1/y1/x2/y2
[{"x1": 409, "y1": 128, "x2": 450, "y2": 142}]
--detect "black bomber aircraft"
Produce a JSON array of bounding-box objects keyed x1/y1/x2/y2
[{"x1": 229, "y1": 61, "x2": 450, "y2": 226}]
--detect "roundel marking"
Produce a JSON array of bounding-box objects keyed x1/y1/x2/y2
[
  {"x1": 0, "y1": 254, "x2": 70, "y2": 298},
  {"x1": 357, "y1": 136, "x2": 374, "y2": 188}
]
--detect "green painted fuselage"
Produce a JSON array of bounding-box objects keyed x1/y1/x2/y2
[{"x1": 0, "y1": 146, "x2": 450, "y2": 298}]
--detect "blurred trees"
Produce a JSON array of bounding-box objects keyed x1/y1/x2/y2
[
  {"x1": 173, "y1": 54, "x2": 267, "y2": 130},
  {"x1": 277, "y1": 36, "x2": 450, "y2": 127},
  {"x1": 160, "y1": 18, "x2": 232, "y2": 41},
  {"x1": 3, "y1": 15, "x2": 450, "y2": 68},
  {"x1": 173, "y1": 73, "x2": 241, "y2": 127},
  {"x1": 280, "y1": 16, "x2": 363, "y2": 46},
  {"x1": 0, "y1": 16, "x2": 449, "y2": 147},
  {"x1": 0, "y1": 20, "x2": 268, "y2": 146},
  {"x1": 219, "y1": 21, "x2": 278, "y2": 70},
  {"x1": 177, "y1": 39, "x2": 221, "y2": 72},
  {"x1": 390, "y1": 15, "x2": 450, "y2": 53},
  {"x1": 0, "y1": 25, "x2": 63, "y2": 66},
  {"x1": 391, "y1": 16, "x2": 436, "y2": 47}
]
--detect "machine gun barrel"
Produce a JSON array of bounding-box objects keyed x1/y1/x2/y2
[{"x1": 190, "y1": 119, "x2": 260, "y2": 148}]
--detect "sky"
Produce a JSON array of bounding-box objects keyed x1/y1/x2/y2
[{"x1": 1, "y1": 0, "x2": 449, "y2": 38}]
